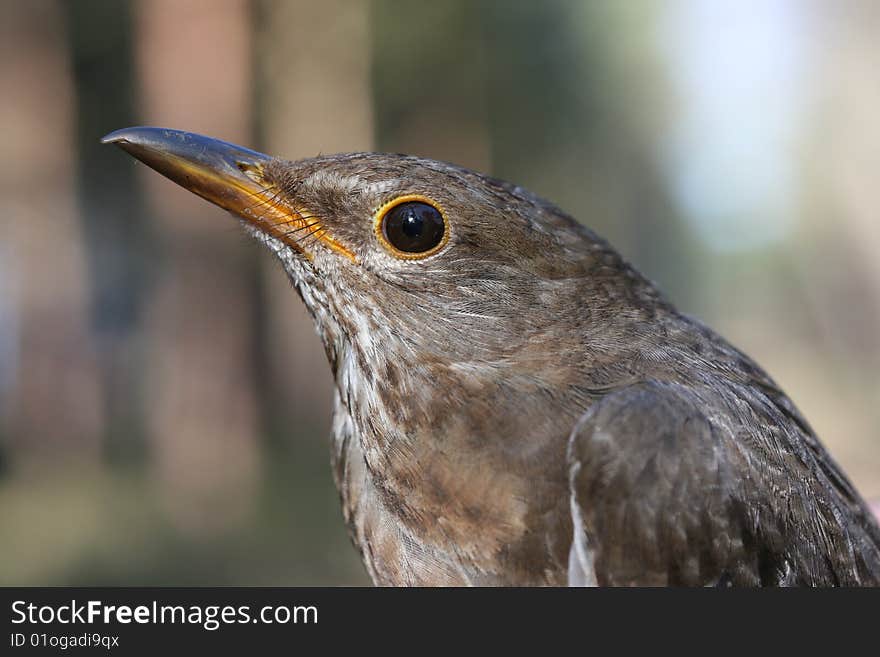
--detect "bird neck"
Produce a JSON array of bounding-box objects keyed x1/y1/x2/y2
[{"x1": 324, "y1": 308, "x2": 590, "y2": 581}]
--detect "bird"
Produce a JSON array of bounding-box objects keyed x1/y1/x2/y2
[{"x1": 103, "y1": 126, "x2": 880, "y2": 586}]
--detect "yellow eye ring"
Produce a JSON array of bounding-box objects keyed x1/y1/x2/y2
[{"x1": 373, "y1": 194, "x2": 450, "y2": 260}]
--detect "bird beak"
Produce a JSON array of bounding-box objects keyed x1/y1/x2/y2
[
  {"x1": 102, "y1": 126, "x2": 275, "y2": 218},
  {"x1": 101, "y1": 126, "x2": 356, "y2": 261}
]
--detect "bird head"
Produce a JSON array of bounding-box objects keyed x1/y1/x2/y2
[{"x1": 103, "y1": 127, "x2": 662, "y2": 479}]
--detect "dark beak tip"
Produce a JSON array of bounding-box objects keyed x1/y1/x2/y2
[
  {"x1": 101, "y1": 126, "x2": 195, "y2": 151},
  {"x1": 100, "y1": 131, "x2": 125, "y2": 145},
  {"x1": 100, "y1": 126, "x2": 149, "y2": 146}
]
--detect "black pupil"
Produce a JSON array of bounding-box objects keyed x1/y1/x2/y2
[{"x1": 383, "y1": 202, "x2": 445, "y2": 253}]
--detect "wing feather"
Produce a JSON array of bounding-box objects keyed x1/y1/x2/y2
[{"x1": 566, "y1": 381, "x2": 880, "y2": 586}]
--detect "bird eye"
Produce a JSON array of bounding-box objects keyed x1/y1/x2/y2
[{"x1": 376, "y1": 197, "x2": 448, "y2": 258}]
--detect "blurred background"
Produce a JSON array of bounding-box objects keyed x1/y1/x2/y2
[{"x1": 1, "y1": 0, "x2": 878, "y2": 585}]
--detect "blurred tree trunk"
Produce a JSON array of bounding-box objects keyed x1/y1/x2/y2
[
  {"x1": 255, "y1": 0, "x2": 374, "y2": 436},
  {"x1": 65, "y1": 0, "x2": 146, "y2": 465},
  {"x1": 134, "y1": 0, "x2": 260, "y2": 535},
  {"x1": 372, "y1": 0, "x2": 490, "y2": 171},
  {"x1": 0, "y1": 0, "x2": 103, "y2": 465}
]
